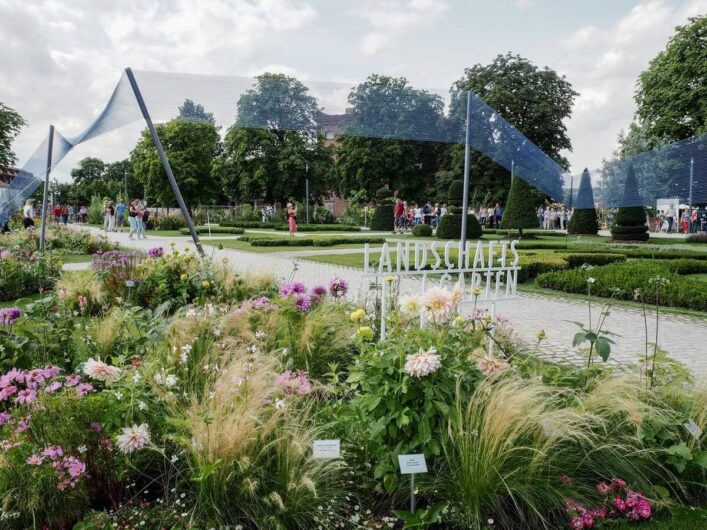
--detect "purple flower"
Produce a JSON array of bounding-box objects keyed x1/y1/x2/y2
[
  {"x1": 42, "y1": 366, "x2": 61, "y2": 379},
  {"x1": 147, "y1": 246, "x2": 164, "y2": 258},
  {"x1": 41, "y1": 445, "x2": 64, "y2": 461},
  {"x1": 76, "y1": 383, "x2": 93, "y2": 397},
  {"x1": 311, "y1": 285, "x2": 327, "y2": 299},
  {"x1": 45, "y1": 381, "x2": 62, "y2": 394},
  {"x1": 0, "y1": 412, "x2": 11, "y2": 425},
  {"x1": 0, "y1": 307, "x2": 21, "y2": 325},
  {"x1": 279, "y1": 282, "x2": 306, "y2": 298},
  {"x1": 0, "y1": 385, "x2": 18, "y2": 401},
  {"x1": 252, "y1": 296, "x2": 271, "y2": 309},
  {"x1": 15, "y1": 416, "x2": 30, "y2": 433},
  {"x1": 293, "y1": 295, "x2": 311, "y2": 312},
  {"x1": 64, "y1": 375, "x2": 81, "y2": 387},
  {"x1": 15, "y1": 389, "x2": 37, "y2": 405},
  {"x1": 328, "y1": 277, "x2": 348, "y2": 298}
]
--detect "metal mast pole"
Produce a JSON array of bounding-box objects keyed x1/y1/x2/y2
[
  {"x1": 688, "y1": 136, "x2": 695, "y2": 220},
  {"x1": 39, "y1": 124, "x2": 54, "y2": 252},
  {"x1": 125, "y1": 68, "x2": 204, "y2": 256},
  {"x1": 460, "y1": 91, "x2": 472, "y2": 259},
  {"x1": 568, "y1": 174, "x2": 574, "y2": 210},
  {"x1": 305, "y1": 163, "x2": 310, "y2": 224}
]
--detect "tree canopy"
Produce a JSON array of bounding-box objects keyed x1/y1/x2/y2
[
  {"x1": 334, "y1": 75, "x2": 445, "y2": 201},
  {"x1": 215, "y1": 73, "x2": 331, "y2": 204},
  {"x1": 131, "y1": 119, "x2": 221, "y2": 209},
  {"x1": 70, "y1": 157, "x2": 106, "y2": 186},
  {"x1": 635, "y1": 15, "x2": 706, "y2": 145},
  {"x1": 447, "y1": 53, "x2": 577, "y2": 202},
  {"x1": 178, "y1": 99, "x2": 215, "y2": 124},
  {"x1": 0, "y1": 102, "x2": 27, "y2": 167}
]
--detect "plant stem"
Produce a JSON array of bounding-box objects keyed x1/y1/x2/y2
[
  {"x1": 641, "y1": 297, "x2": 649, "y2": 387},
  {"x1": 650, "y1": 288, "x2": 660, "y2": 387}
]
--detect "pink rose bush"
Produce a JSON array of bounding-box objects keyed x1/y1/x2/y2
[{"x1": 564, "y1": 477, "x2": 652, "y2": 528}]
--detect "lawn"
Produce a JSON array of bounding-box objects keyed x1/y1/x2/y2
[{"x1": 688, "y1": 273, "x2": 707, "y2": 283}]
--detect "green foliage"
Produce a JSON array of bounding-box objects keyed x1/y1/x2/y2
[
  {"x1": 612, "y1": 165, "x2": 649, "y2": 242},
  {"x1": 564, "y1": 253, "x2": 626, "y2": 268},
  {"x1": 517, "y1": 254, "x2": 568, "y2": 282},
  {"x1": 0, "y1": 249, "x2": 62, "y2": 301},
  {"x1": 687, "y1": 233, "x2": 707, "y2": 244},
  {"x1": 179, "y1": 226, "x2": 245, "y2": 235},
  {"x1": 412, "y1": 223, "x2": 433, "y2": 237},
  {"x1": 501, "y1": 177, "x2": 541, "y2": 231},
  {"x1": 88, "y1": 195, "x2": 104, "y2": 225},
  {"x1": 177, "y1": 98, "x2": 215, "y2": 124},
  {"x1": 636, "y1": 15, "x2": 707, "y2": 143},
  {"x1": 370, "y1": 203, "x2": 395, "y2": 231},
  {"x1": 150, "y1": 214, "x2": 187, "y2": 231},
  {"x1": 245, "y1": 236, "x2": 384, "y2": 247},
  {"x1": 568, "y1": 169, "x2": 598, "y2": 235},
  {"x1": 536, "y1": 259, "x2": 707, "y2": 310},
  {"x1": 219, "y1": 220, "x2": 276, "y2": 229},
  {"x1": 131, "y1": 119, "x2": 221, "y2": 209},
  {"x1": 376, "y1": 186, "x2": 393, "y2": 201},
  {"x1": 436, "y1": 213, "x2": 482, "y2": 240},
  {"x1": 447, "y1": 180, "x2": 464, "y2": 208},
  {"x1": 272, "y1": 223, "x2": 361, "y2": 232},
  {"x1": 0, "y1": 101, "x2": 28, "y2": 167}
]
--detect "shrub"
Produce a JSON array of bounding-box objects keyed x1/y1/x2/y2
[
  {"x1": 567, "y1": 169, "x2": 598, "y2": 235},
  {"x1": 536, "y1": 259, "x2": 707, "y2": 310},
  {"x1": 151, "y1": 214, "x2": 186, "y2": 231},
  {"x1": 447, "y1": 180, "x2": 465, "y2": 208},
  {"x1": 248, "y1": 237, "x2": 385, "y2": 247},
  {"x1": 370, "y1": 203, "x2": 395, "y2": 231},
  {"x1": 179, "y1": 226, "x2": 245, "y2": 235},
  {"x1": 687, "y1": 232, "x2": 707, "y2": 244},
  {"x1": 220, "y1": 220, "x2": 277, "y2": 229},
  {"x1": 412, "y1": 223, "x2": 433, "y2": 237},
  {"x1": 375, "y1": 186, "x2": 393, "y2": 201},
  {"x1": 517, "y1": 254, "x2": 568, "y2": 282},
  {"x1": 437, "y1": 214, "x2": 483, "y2": 240},
  {"x1": 564, "y1": 253, "x2": 626, "y2": 268},
  {"x1": 272, "y1": 223, "x2": 361, "y2": 232},
  {"x1": 612, "y1": 165, "x2": 649, "y2": 242},
  {"x1": 88, "y1": 195, "x2": 104, "y2": 225},
  {"x1": 0, "y1": 249, "x2": 63, "y2": 301},
  {"x1": 500, "y1": 177, "x2": 540, "y2": 233}
]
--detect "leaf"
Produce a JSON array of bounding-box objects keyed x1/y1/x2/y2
[
  {"x1": 695, "y1": 451, "x2": 707, "y2": 470},
  {"x1": 595, "y1": 338, "x2": 611, "y2": 362},
  {"x1": 666, "y1": 442, "x2": 692, "y2": 460},
  {"x1": 584, "y1": 331, "x2": 598, "y2": 342},
  {"x1": 573, "y1": 332, "x2": 586, "y2": 347}
]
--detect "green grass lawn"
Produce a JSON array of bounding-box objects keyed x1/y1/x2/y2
[
  {"x1": 86, "y1": 224, "x2": 186, "y2": 237},
  {"x1": 203, "y1": 238, "x2": 385, "y2": 253},
  {"x1": 0, "y1": 292, "x2": 43, "y2": 309},
  {"x1": 60, "y1": 253, "x2": 93, "y2": 263},
  {"x1": 687, "y1": 273, "x2": 707, "y2": 283}
]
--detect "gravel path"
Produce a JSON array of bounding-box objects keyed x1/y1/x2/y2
[{"x1": 76, "y1": 226, "x2": 707, "y2": 378}]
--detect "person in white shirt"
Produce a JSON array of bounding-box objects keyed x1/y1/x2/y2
[
  {"x1": 23, "y1": 199, "x2": 35, "y2": 229},
  {"x1": 543, "y1": 208, "x2": 551, "y2": 229}
]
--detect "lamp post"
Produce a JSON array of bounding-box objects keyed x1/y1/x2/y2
[
  {"x1": 305, "y1": 163, "x2": 310, "y2": 224},
  {"x1": 568, "y1": 174, "x2": 574, "y2": 210}
]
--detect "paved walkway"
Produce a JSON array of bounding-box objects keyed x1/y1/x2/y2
[{"x1": 78, "y1": 227, "x2": 707, "y2": 378}]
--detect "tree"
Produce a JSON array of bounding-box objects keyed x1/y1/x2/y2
[
  {"x1": 567, "y1": 169, "x2": 598, "y2": 235},
  {"x1": 0, "y1": 102, "x2": 27, "y2": 167},
  {"x1": 215, "y1": 73, "x2": 332, "y2": 204},
  {"x1": 131, "y1": 120, "x2": 221, "y2": 210},
  {"x1": 103, "y1": 159, "x2": 143, "y2": 200},
  {"x1": 448, "y1": 53, "x2": 577, "y2": 201},
  {"x1": 611, "y1": 165, "x2": 649, "y2": 241},
  {"x1": 370, "y1": 186, "x2": 395, "y2": 231},
  {"x1": 178, "y1": 99, "x2": 215, "y2": 124},
  {"x1": 334, "y1": 75, "x2": 445, "y2": 201},
  {"x1": 501, "y1": 177, "x2": 540, "y2": 234},
  {"x1": 436, "y1": 180, "x2": 482, "y2": 240},
  {"x1": 70, "y1": 157, "x2": 106, "y2": 186},
  {"x1": 635, "y1": 15, "x2": 707, "y2": 145}
]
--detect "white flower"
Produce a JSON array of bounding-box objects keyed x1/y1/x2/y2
[
  {"x1": 587, "y1": 277, "x2": 596, "y2": 284},
  {"x1": 404, "y1": 347, "x2": 442, "y2": 378},
  {"x1": 255, "y1": 330, "x2": 266, "y2": 339},
  {"x1": 274, "y1": 399, "x2": 286, "y2": 409},
  {"x1": 399, "y1": 294, "x2": 422, "y2": 317},
  {"x1": 165, "y1": 374, "x2": 178, "y2": 388},
  {"x1": 170, "y1": 454, "x2": 178, "y2": 463},
  {"x1": 154, "y1": 372, "x2": 164, "y2": 385},
  {"x1": 114, "y1": 391, "x2": 124, "y2": 401},
  {"x1": 476, "y1": 354, "x2": 509, "y2": 377},
  {"x1": 422, "y1": 287, "x2": 454, "y2": 323},
  {"x1": 83, "y1": 358, "x2": 121, "y2": 382},
  {"x1": 116, "y1": 423, "x2": 151, "y2": 454},
  {"x1": 138, "y1": 401, "x2": 147, "y2": 411},
  {"x1": 180, "y1": 352, "x2": 189, "y2": 364},
  {"x1": 181, "y1": 344, "x2": 193, "y2": 354},
  {"x1": 77, "y1": 445, "x2": 87, "y2": 454},
  {"x1": 132, "y1": 372, "x2": 142, "y2": 383}
]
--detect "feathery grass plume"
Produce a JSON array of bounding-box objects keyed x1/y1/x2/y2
[{"x1": 55, "y1": 270, "x2": 106, "y2": 307}]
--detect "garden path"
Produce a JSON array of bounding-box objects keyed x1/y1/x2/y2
[{"x1": 79, "y1": 226, "x2": 707, "y2": 378}]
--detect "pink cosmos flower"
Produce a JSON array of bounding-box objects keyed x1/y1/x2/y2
[
  {"x1": 26, "y1": 455, "x2": 44, "y2": 465},
  {"x1": 15, "y1": 389, "x2": 37, "y2": 405},
  {"x1": 42, "y1": 445, "x2": 64, "y2": 461},
  {"x1": 76, "y1": 383, "x2": 93, "y2": 397},
  {"x1": 42, "y1": 366, "x2": 61, "y2": 378},
  {"x1": 64, "y1": 375, "x2": 81, "y2": 387},
  {"x1": 15, "y1": 416, "x2": 30, "y2": 433},
  {"x1": 581, "y1": 514, "x2": 594, "y2": 528},
  {"x1": 0, "y1": 411, "x2": 11, "y2": 425},
  {"x1": 0, "y1": 385, "x2": 18, "y2": 401},
  {"x1": 45, "y1": 381, "x2": 62, "y2": 393}
]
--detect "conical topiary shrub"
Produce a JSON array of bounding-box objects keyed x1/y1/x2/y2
[
  {"x1": 500, "y1": 176, "x2": 539, "y2": 236},
  {"x1": 567, "y1": 168, "x2": 598, "y2": 235},
  {"x1": 437, "y1": 180, "x2": 482, "y2": 240},
  {"x1": 611, "y1": 164, "x2": 648, "y2": 241},
  {"x1": 370, "y1": 186, "x2": 395, "y2": 231}
]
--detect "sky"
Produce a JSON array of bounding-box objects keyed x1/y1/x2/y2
[{"x1": 1, "y1": 0, "x2": 705, "y2": 182}]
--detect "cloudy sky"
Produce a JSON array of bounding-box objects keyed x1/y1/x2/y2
[{"x1": 1, "y1": 0, "x2": 705, "y2": 181}]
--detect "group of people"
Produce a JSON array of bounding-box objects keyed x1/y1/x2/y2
[
  {"x1": 476, "y1": 204, "x2": 505, "y2": 228},
  {"x1": 394, "y1": 199, "x2": 447, "y2": 233},
  {"x1": 537, "y1": 205, "x2": 571, "y2": 230},
  {"x1": 654, "y1": 209, "x2": 700, "y2": 233}
]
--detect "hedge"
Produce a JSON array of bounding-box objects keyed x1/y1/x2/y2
[
  {"x1": 536, "y1": 259, "x2": 707, "y2": 311},
  {"x1": 517, "y1": 254, "x2": 568, "y2": 282},
  {"x1": 370, "y1": 203, "x2": 395, "y2": 231},
  {"x1": 500, "y1": 177, "x2": 540, "y2": 232},
  {"x1": 412, "y1": 224, "x2": 433, "y2": 237},
  {"x1": 220, "y1": 220, "x2": 276, "y2": 229},
  {"x1": 272, "y1": 224, "x2": 361, "y2": 232},
  {"x1": 248, "y1": 237, "x2": 385, "y2": 247},
  {"x1": 567, "y1": 208, "x2": 598, "y2": 235},
  {"x1": 564, "y1": 253, "x2": 626, "y2": 268},
  {"x1": 179, "y1": 226, "x2": 245, "y2": 235},
  {"x1": 687, "y1": 233, "x2": 707, "y2": 244},
  {"x1": 437, "y1": 214, "x2": 482, "y2": 240}
]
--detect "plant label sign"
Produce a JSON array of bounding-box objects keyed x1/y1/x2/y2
[
  {"x1": 313, "y1": 439, "x2": 341, "y2": 459},
  {"x1": 398, "y1": 454, "x2": 427, "y2": 475},
  {"x1": 683, "y1": 419, "x2": 702, "y2": 440}
]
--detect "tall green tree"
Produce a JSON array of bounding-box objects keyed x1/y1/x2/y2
[
  {"x1": 215, "y1": 73, "x2": 331, "y2": 204},
  {"x1": 447, "y1": 53, "x2": 577, "y2": 202},
  {"x1": 567, "y1": 169, "x2": 598, "y2": 235},
  {"x1": 334, "y1": 75, "x2": 445, "y2": 201},
  {"x1": 635, "y1": 15, "x2": 707, "y2": 145},
  {"x1": 0, "y1": 102, "x2": 27, "y2": 167},
  {"x1": 103, "y1": 159, "x2": 143, "y2": 201},
  {"x1": 131, "y1": 120, "x2": 221, "y2": 210},
  {"x1": 70, "y1": 157, "x2": 106, "y2": 186},
  {"x1": 501, "y1": 177, "x2": 541, "y2": 234},
  {"x1": 611, "y1": 165, "x2": 648, "y2": 241},
  {"x1": 178, "y1": 99, "x2": 215, "y2": 124}
]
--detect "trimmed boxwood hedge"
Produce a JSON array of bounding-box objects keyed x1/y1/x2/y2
[
  {"x1": 248, "y1": 237, "x2": 385, "y2": 247},
  {"x1": 536, "y1": 259, "x2": 707, "y2": 311},
  {"x1": 564, "y1": 253, "x2": 626, "y2": 268},
  {"x1": 180, "y1": 226, "x2": 245, "y2": 235},
  {"x1": 220, "y1": 220, "x2": 276, "y2": 228},
  {"x1": 437, "y1": 214, "x2": 482, "y2": 240},
  {"x1": 518, "y1": 254, "x2": 568, "y2": 282},
  {"x1": 412, "y1": 224, "x2": 433, "y2": 237},
  {"x1": 273, "y1": 224, "x2": 361, "y2": 232},
  {"x1": 370, "y1": 203, "x2": 395, "y2": 231}
]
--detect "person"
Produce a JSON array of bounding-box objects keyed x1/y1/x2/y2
[
  {"x1": 106, "y1": 202, "x2": 116, "y2": 232},
  {"x1": 394, "y1": 199, "x2": 404, "y2": 234},
  {"x1": 115, "y1": 200, "x2": 126, "y2": 231},
  {"x1": 23, "y1": 199, "x2": 35, "y2": 229},
  {"x1": 79, "y1": 205, "x2": 88, "y2": 223},
  {"x1": 494, "y1": 203, "x2": 503, "y2": 228},
  {"x1": 286, "y1": 202, "x2": 297, "y2": 235},
  {"x1": 142, "y1": 206, "x2": 150, "y2": 237},
  {"x1": 479, "y1": 206, "x2": 487, "y2": 227},
  {"x1": 690, "y1": 209, "x2": 698, "y2": 234},
  {"x1": 61, "y1": 205, "x2": 69, "y2": 225},
  {"x1": 128, "y1": 200, "x2": 138, "y2": 240},
  {"x1": 543, "y1": 208, "x2": 550, "y2": 230},
  {"x1": 53, "y1": 204, "x2": 62, "y2": 223},
  {"x1": 136, "y1": 200, "x2": 146, "y2": 239},
  {"x1": 414, "y1": 204, "x2": 422, "y2": 225},
  {"x1": 433, "y1": 203, "x2": 441, "y2": 228},
  {"x1": 536, "y1": 206, "x2": 544, "y2": 228},
  {"x1": 681, "y1": 210, "x2": 690, "y2": 234}
]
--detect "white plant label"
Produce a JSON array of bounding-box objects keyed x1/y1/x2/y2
[
  {"x1": 313, "y1": 439, "x2": 341, "y2": 459},
  {"x1": 683, "y1": 419, "x2": 702, "y2": 440},
  {"x1": 398, "y1": 454, "x2": 428, "y2": 475}
]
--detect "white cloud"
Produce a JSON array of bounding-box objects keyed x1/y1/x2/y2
[
  {"x1": 355, "y1": 0, "x2": 450, "y2": 55},
  {"x1": 514, "y1": 0, "x2": 536, "y2": 10}
]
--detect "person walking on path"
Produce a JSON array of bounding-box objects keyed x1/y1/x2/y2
[
  {"x1": 22, "y1": 199, "x2": 35, "y2": 229},
  {"x1": 61, "y1": 205, "x2": 69, "y2": 225},
  {"x1": 128, "y1": 200, "x2": 139, "y2": 240},
  {"x1": 136, "y1": 200, "x2": 147, "y2": 239},
  {"x1": 115, "y1": 200, "x2": 126, "y2": 232},
  {"x1": 286, "y1": 202, "x2": 298, "y2": 236}
]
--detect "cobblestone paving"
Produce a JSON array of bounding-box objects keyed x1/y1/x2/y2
[{"x1": 80, "y1": 228, "x2": 707, "y2": 378}]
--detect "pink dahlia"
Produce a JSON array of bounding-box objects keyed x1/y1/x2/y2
[{"x1": 404, "y1": 348, "x2": 442, "y2": 378}]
